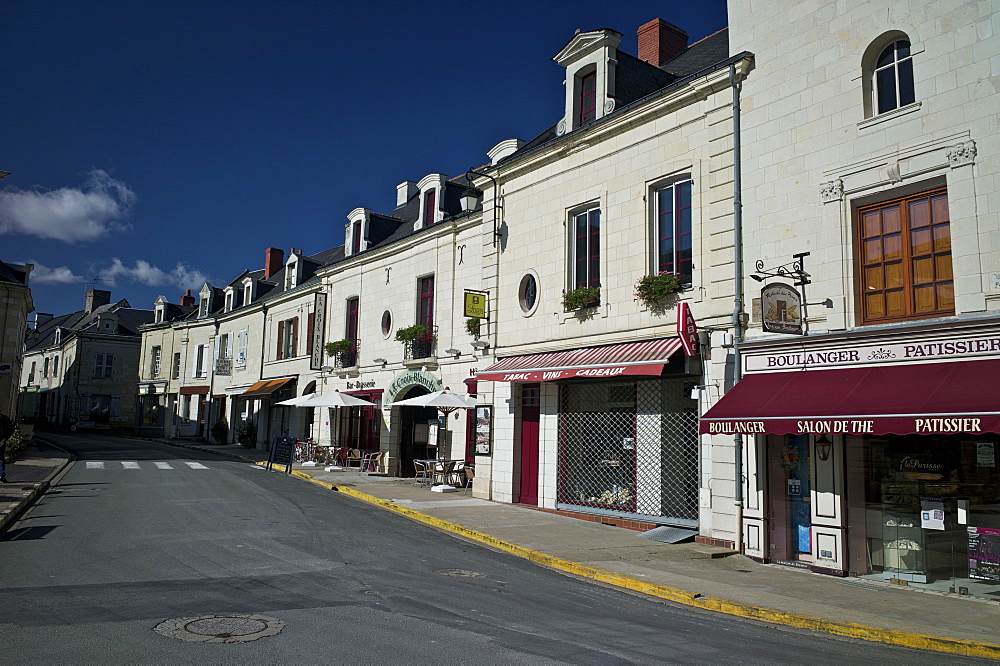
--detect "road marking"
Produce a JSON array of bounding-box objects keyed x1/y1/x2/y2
[
  {"x1": 154, "y1": 462, "x2": 173, "y2": 470},
  {"x1": 185, "y1": 462, "x2": 209, "y2": 469},
  {"x1": 85, "y1": 462, "x2": 105, "y2": 469},
  {"x1": 121, "y1": 462, "x2": 141, "y2": 469}
]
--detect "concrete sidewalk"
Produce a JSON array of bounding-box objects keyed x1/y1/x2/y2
[
  {"x1": 0, "y1": 440, "x2": 72, "y2": 532},
  {"x1": 169, "y1": 441, "x2": 1000, "y2": 659}
]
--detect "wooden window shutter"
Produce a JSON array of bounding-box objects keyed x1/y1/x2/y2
[
  {"x1": 307, "y1": 312, "x2": 315, "y2": 355},
  {"x1": 277, "y1": 320, "x2": 285, "y2": 360}
]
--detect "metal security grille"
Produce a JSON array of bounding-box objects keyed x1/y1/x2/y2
[{"x1": 557, "y1": 378, "x2": 699, "y2": 524}]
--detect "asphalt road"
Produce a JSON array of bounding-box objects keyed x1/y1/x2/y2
[{"x1": 0, "y1": 433, "x2": 981, "y2": 664}]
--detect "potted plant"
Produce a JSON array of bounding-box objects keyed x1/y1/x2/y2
[
  {"x1": 324, "y1": 339, "x2": 355, "y2": 356},
  {"x1": 236, "y1": 419, "x2": 257, "y2": 448},
  {"x1": 210, "y1": 418, "x2": 229, "y2": 445},
  {"x1": 394, "y1": 324, "x2": 429, "y2": 342},
  {"x1": 634, "y1": 271, "x2": 682, "y2": 308},
  {"x1": 562, "y1": 287, "x2": 601, "y2": 311},
  {"x1": 465, "y1": 317, "x2": 481, "y2": 337}
]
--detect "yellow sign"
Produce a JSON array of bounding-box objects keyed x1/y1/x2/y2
[{"x1": 464, "y1": 291, "x2": 487, "y2": 318}]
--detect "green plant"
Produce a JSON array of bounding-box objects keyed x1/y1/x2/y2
[
  {"x1": 634, "y1": 271, "x2": 682, "y2": 307},
  {"x1": 211, "y1": 418, "x2": 229, "y2": 444},
  {"x1": 4, "y1": 425, "x2": 29, "y2": 461},
  {"x1": 465, "y1": 317, "x2": 481, "y2": 337},
  {"x1": 325, "y1": 339, "x2": 355, "y2": 355},
  {"x1": 237, "y1": 419, "x2": 257, "y2": 448},
  {"x1": 394, "y1": 324, "x2": 429, "y2": 342},
  {"x1": 562, "y1": 287, "x2": 601, "y2": 311}
]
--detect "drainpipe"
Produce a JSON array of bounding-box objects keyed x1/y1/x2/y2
[{"x1": 730, "y1": 61, "x2": 747, "y2": 552}]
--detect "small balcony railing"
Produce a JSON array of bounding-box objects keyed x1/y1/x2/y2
[
  {"x1": 403, "y1": 330, "x2": 437, "y2": 361},
  {"x1": 216, "y1": 358, "x2": 233, "y2": 376},
  {"x1": 332, "y1": 340, "x2": 360, "y2": 369}
]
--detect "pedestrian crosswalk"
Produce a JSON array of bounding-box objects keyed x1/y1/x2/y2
[{"x1": 83, "y1": 461, "x2": 212, "y2": 470}]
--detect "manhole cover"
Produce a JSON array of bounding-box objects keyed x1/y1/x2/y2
[
  {"x1": 434, "y1": 568, "x2": 485, "y2": 578},
  {"x1": 153, "y1": 614, "x2": 285, "y2": 643}
]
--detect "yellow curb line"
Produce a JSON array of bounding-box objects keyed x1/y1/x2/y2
[{"x1": 269, "y1": 463, "x2": 1000, "y2": 659}]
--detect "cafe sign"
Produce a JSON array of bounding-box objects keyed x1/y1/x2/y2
[
  {"x1": 761, "y1": 283, "x2": 803, "y2": 335},
  {"x1": 464, "y1": 290, "x2": 488, "y2": 319}
]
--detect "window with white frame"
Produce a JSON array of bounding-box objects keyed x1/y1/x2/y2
[
  {"x1": 652, "y1": 179, "x2": 693, "y2": 284},
  {"x1": 194, "y1": 344, "x2": 208, "y2": 378},
  {"x1": 569, "y1": 206, "x2": 601, "y2": 290},
  {"x1": 421, "y1": 189, "x2": 437, "y2": 228},
  {"x1": 873, "y1": 39, "x2": 914, "y2": 115},
  {"x1": 94, "y1": 353, "x2": 114, "y2": 378},
  {"x1": 172, "y1": 352, "x2": 181, "y2": 379},
  {"x1": 276, "y1": 317, "x2": 298, "y2": 360},
  {"x1": 243, "y1": 281, "x2": 253, "y2": 306},
  {"x1": 236, "y1": 329, "x2": 248, "y2": 367},
  {"x1": 151, "y1": 346, "x2": 162, "y2": 377}
]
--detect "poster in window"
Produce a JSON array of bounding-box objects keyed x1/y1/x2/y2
[
  {"x1": 475, "y1": 405, "x2": 492, "y2": 456},
  {"x1": 976, "y1": 442, "x2": 995, "y2": 468},
  {"x1": 968, "y1": 527, "x2": 1000, "y2": 581}
]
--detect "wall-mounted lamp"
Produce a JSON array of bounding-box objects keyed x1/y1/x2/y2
[
  {"x1": 686, "y1": 382, "x2": 720, "y2": 400},
  {"x1": 320, "y1": 365, "x2": 334, "y2": 373},
  {"x1": 815, "y1": 434, "x2": 833, "y2": 461},
  {"x1": 460, "y1": 192, "x2": 479, "y2": 213},
  {"x1": 470, "y1": 340, "x2": 489, "y2": 351},
  {"x1": 444, "y1": 348, "x2": 462, "y2": 358},
  {"x1": 372, "y1": 357, "x2": 387, "y2": 367}
]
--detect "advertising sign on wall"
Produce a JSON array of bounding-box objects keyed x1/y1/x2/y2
[
  {"x1": 475, "y1": 405, "x2": 492, "y2": 456},
  {"x1": 464, "y1": 290, "x2": 488, "y2": 319},
  {"x1": 761, "y1": 283, "x2": 803, "y2": 335},
  {"x1": 969, "y1": 527, "x2": 1000, "y2": 581},
  {"x1": 310, "y1": 292, "x2": 328, "y2": 370},
  {"x1": 677, "y1": 302, "x2": 699, "y2": 356}
]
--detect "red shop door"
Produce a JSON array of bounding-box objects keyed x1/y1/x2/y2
[{"x1": 518, "y1": 384, "x2": 540, "y2": 505}]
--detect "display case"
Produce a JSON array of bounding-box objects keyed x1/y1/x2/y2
[{"x1": 873, "y1": 483, "x2": 928, "y2": 582}]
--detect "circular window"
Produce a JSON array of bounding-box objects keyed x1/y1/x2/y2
[
  {"x1": 381, "y1": 310, "x2": 392, "y2": 337},
  {"x1": 518, "y1": 273, "x2": 538, "y2": 314}
]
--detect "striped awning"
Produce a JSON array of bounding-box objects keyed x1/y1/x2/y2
[
  {"x1": 241, "y1": 377, "x2": 295, "y2": 398},
  {"x1": 477, "y1": 337, "x2": 683, "y2": 382}
]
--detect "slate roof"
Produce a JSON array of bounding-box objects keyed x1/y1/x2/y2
[
  {"x1": 500, "y1": 26, "x2": 735, "y2": 166},
  {"x1": 0, "y1": 260, "x2": 30, "y2": 286},
  {"x1": 24, "y1": 297, "x2": 154, "y2": 353}
]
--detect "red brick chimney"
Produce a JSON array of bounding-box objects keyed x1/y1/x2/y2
[
  {"x1": 637, "y1": 18, "x2": 688, "y2": 67},
  {"x1": 264, "y1": 247, "x2": 284, "y2": 279},
  {"x1": 180, "y1": 289, "x2": 195, "y2": 307}
]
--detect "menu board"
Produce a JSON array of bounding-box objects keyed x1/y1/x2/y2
[{"x1": 968, "y1": 526, "x2": 1000, "y2": 581}]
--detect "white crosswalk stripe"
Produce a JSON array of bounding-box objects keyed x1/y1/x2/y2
[{"x1": 82, "y1": 461, "x2": 211, "y2": 471}]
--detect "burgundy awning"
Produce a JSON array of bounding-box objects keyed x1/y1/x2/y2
[
  {"x1": 478, "y1": 338, "x2": 682, "y2": 382},
  {"x1": 699, "y1": 359, "x2": 1000, "y2": 436}
]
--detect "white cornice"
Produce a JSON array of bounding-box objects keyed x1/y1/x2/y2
[{"x1": 552, "y1": 29, "x2": 622, "y2": 66}]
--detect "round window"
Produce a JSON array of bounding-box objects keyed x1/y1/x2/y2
[
  {"x1": 518, "y1": 274, "x2": 538, "y2": 313},
  {"x1": 381, "y1": 310, "x2": 392, "y2": 337}
]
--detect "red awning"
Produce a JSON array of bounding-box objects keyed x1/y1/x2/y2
[
  {"x1": 478, "y1": 338, "x2": 683, "y2": 382},
  {"x1": 699, "y1": 359, "x2": 1000, "y2": 436}
]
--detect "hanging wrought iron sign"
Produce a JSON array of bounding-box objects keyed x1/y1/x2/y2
[{"x1": 761, "y1": 282, "x2": 803, "y2": 335}]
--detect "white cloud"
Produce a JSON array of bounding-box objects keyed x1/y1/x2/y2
[
  {"x1": 98, "y1": 258, "x2": 209, "y2": 291},
  {"x1": 0, "y1": 169, "x2": 136, "y2": 243},
  {"x1": 28, "y1": 261, "x2": 85, "y2": 285}
]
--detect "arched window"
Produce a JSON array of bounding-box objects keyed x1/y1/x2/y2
[{"x1": 871, "y1": 38, "x2": 914, "y2": 115}]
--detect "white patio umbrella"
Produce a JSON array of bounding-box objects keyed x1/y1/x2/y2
[
  {"x1": 389, "y1": 388, "x2": 476, "y2": 413},
  {"x1": 276, "y1": 390, "x2": 376, "y2": 408}
]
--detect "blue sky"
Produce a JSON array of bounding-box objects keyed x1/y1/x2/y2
[{"x1": 2, "y1": 0, "x2": 728, "y2": 318}]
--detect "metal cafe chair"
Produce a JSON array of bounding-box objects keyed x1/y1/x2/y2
[{"x1": 412, "y1": 459, "x2": 431, "y2": 486}]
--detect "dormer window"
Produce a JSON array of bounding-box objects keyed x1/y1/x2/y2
[
  {"x1": 243, "y1": 281, "x2": 254, "y2": 305},
  {"x1": 352, "y1": 222, "x2": 362, "y2": 253},
  {"x1": 553, "y1": 29, "x2": 621, "y2": 135},
  {"x1": 198, "y1": 284, "x2": 213, "y2": 318},
  {"x1": 198, "y1": 300, "x2": 209, "y2": 318},
  {"x1": 422, "y1": 189, "x2": 436, "y2": 228},
  {"x1": 285, "y1": 258, "x2": 298, "y2": 290},
  {"x1": 225, "y1": 291, "x2": 233, "y2": 312},
  {"x1": 578, "y1": 70, "x2": 597, "y2": 126}
]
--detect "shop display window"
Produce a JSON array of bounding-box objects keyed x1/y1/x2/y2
[{"x1": 861, "y1": 435, "x2": 1000, "y2": 599}]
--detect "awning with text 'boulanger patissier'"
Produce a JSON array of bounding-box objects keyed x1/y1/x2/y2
[
  {"x1": 241, "y1": 377, "x2": 295, "y2": 398},
  {"x1": 477, "y1": 337, "x2": 683, "y2": 382},
  {"x1": 699, "y1": 359, "x2": 1000, "y2": 436}
]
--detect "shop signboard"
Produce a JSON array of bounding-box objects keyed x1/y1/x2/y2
[
  {"x1": 310, "y1": 292, "x2": 327, "y2": 370},
  {"x1": 677, "y1": 302, "x2": 699, "y2": 356},
  {"x1": 968, "y1": 527, "x2": 1000, "y2": 581},
  {"x1": 701, "y1": 415, "x2": 1000, "y2": 436},
  {"x1": 761, "y1": 283, "x2": 803, "y2": 335},
  {"x1": 463, "y1": 290, "x2": 487, "y2": 319},
  {"x1": 267, "y1": 435, "x2": 294, "y2": 474}
]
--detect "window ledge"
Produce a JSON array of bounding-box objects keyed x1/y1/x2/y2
[{"x1": 858, "y1": 102, "x2": 922, "y2": 131}]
